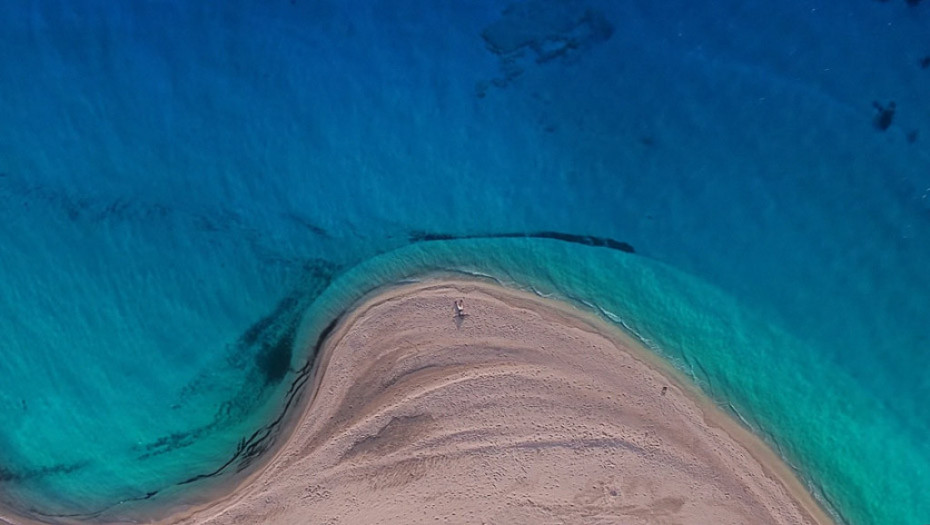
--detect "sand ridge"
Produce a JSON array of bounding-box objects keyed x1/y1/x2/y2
[{"x1": 170, "y1": 278, "x2": 834, "y2": 525}]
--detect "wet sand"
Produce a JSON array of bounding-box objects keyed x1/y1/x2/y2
[{"x1": 169, "y1": 278, "x2": 833, "y2": 525}]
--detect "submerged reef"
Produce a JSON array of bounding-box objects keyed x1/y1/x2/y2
[{"x1": 477, "y1": 0, "x2": 613, "y2": 93}]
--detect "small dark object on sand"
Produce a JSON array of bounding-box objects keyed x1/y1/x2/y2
[{"x1": 661, "y1": 386, "x2": 668, "y2": 396}]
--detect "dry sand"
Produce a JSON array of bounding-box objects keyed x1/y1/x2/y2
[{"x1": 170, "y1": 279, "x2": 833, "y2": 525}]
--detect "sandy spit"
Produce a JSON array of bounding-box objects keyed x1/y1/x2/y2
[{"x1": 167, "y1": 278, "x2": 833, "y2": 525}]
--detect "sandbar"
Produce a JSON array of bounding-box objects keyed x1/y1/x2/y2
[{"x1": 168, "y1": 278, "x2": 833, "y2": 524}]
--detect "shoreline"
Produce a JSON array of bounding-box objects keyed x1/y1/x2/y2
[{"x1": 170, "y1": 276, "x2": 835, "y2": 525}]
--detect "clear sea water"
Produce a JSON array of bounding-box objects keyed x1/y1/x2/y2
[{"x1": 1, "y1": 1, "x2": 928, "y2": 523}]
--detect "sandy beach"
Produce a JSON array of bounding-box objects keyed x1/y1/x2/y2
[{"x1": 165, "y1": 278, "x2": 832, "y2": 525}]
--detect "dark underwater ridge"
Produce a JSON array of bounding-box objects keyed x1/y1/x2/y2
[{"x1": 1, "y1": 1, "x2": 928, "y2": 523}]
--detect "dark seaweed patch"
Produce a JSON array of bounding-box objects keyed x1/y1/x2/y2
[
  {"x1": 36, "y1": 262, "x2": 344, "y2": 521},
  {"x1": 174, "y1": 262, "x2": 341, "y2": 483},
  {"x1": 408, "y1": 230, "x2": 635, "y2": 254},
  {"x1": 235, "y1": 291, "x2": 302, "y2": 386},
  {"x1": 479, "y1": 1, "x2": 613, "y2": 91},
  {"x1": 141, "y1": 431, "x2": 196, "y2": 458},
  {"x1": 239, "y1": 260, "x2": 339, "y2": 385},
  {"x1": 141, "y1": 261, "x2": 337, "y2": 461},
  {"x1": 0, "y1": 461, "x2": 87, "y2": 484},
  {"x1": 872, "y1": 100, "x2": 896, "y2": 131},
  {"x1": 177, "y1": 311, "x2": 345, "y2": 486},
  {"x1": 284, "y1": 212, "x2": 330, "y2": 237},
  {"x1": 239, "y1": 296, "x2": 299, "y2": 348},
  {"x1": 411, "y1": 232, "x2": 456, "y2": 242},
  {"x1": 256, "y1": 323, "x2": 297, "y2": 385},
  {"x1": 0, "y1": 465, "x2": 22, "y2": 482}
]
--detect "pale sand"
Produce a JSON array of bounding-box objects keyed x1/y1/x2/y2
[{"x1": 170, "y1": 278, "x2": 834, "y2": 525}]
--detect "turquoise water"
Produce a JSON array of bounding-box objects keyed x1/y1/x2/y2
[{"x1": 0, "y1": 1, "x2": 927, "y2": 523}]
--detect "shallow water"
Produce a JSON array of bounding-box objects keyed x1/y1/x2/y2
[{"x1": 1, "y1": 1, "x2": 928, "y2": 523}]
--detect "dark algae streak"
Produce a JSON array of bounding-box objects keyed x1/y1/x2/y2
[{"x1": 409, "y1": 230, "x2": 636, "y2": 254}]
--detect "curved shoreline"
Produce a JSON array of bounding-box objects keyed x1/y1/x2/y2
[{"x1": 168, "y1": 277, "x2": 834, "y2": 525}]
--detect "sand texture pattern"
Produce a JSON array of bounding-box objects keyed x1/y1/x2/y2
[{"x1": 173, "y1": 280, "x2": 832, "y2": 525}]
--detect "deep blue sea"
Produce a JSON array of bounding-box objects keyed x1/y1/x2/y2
[{"x1": 1, "y1": 1, "x2": 928, "y2": 523}]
